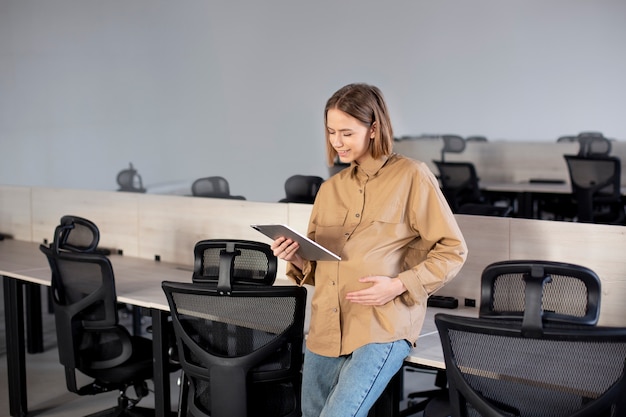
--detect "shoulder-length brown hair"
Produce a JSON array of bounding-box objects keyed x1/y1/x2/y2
[{"x1": 324, "y1": 83, "x2": 394, "y2": 166}]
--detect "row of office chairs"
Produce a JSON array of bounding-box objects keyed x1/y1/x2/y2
[
  {"x1": 40, "y1": 215, "x2": 306, "y2": 417},
  {"x1": 116, "y1": 164, "x2": 323, "y2": 204},
  {"x1": 191, "y1": 174, "x2": 324, "y2": 203}
]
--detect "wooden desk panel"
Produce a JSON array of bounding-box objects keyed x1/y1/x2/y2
[
  {"x1": 0, "y1": 185, "x2": 33, "y2": 241},
  {"x1": 510, "y1": 218, "x2": 626, "y2": 326},
  {"x1": 30, "y1": 187, "x2": 141, "y2": 256},
  {"x1": 136, "y1": 194, "x2": 289, "y2": 265},
  {"x1": 433, "y1": 215, "x2": 510, "y2": 303}
]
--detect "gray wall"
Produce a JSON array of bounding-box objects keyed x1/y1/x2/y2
[{"x1": 1, "y1": 0, "x2": 625, "y2": 202}]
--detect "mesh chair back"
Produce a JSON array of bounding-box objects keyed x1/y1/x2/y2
[
  {"x1": 433, "y1": 161, "x2": 483, "y2": 211},
  {"x1": 162, "y1": 281, "x2": 306, "y2": 417},
  {"x1": 39, "y1": 245, "x2": 138, "y2": 388},
  {"x1": 116, "y1": 163, "x2": 146, "y2": 193},
  {"x1": 191, "y1": 176, "x2": 231, "y2": 197},
  {"x1": 440, "y1": 134, "x2": 466, "y2": 162},
  {"x1": 577, "y1": 133, "x2": 611, "y2": 157},
  {"x1": 480, "y1": 260, "x2": 601, "y2": 332},
  {"x1": 435, "y1": 313, "x2": 626, "y2": 417},
  {"x1": 192, "y1": 239, "x2": 278, "y2": 289},
  {"x1": 52, "y1": 215, "x2": 100, "y2": 253},
  {"x1": 564, "y1": 155, "x2": 624, "y2": 223},
  {"x1": 280, "y1": 175, "x2": 324, "y2": 203}
]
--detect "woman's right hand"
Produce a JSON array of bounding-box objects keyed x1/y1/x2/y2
[{"x1": 271, "y1": 237, "x2": 304, "y2": 269}]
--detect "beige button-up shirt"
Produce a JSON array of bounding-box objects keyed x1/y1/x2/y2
[{"x1": 287, "y1": 153, "x2": 467, "y2": 357}]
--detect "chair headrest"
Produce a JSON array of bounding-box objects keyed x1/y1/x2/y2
[{"x1": 52, "y1": 215, "x2": 100, "y2": 254}]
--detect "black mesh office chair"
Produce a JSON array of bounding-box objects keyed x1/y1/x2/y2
[
  {"x1": 39, "y1": 215, "x2": 166, "y2": 416},
  {"x1": 564, "y1": 154, "x2": 625, "y2": 225},
  {"x1": 435, "y1": 313, "x2": 626, "y2": 417},
  {"x1": 480, "y1": 260, "x2": 602, "y2": 330},
  {"x1": 117, "y1": 163, "x2": 146, "y2": 193},
  {"x1": 433, "y1": 161, "x2": 511, "y2": 216},
  {"x1": 191, "y1": 239, "x2": 278, "y2": 287},
  {"x1": 411, "y1": 260, "x2": 605, "y2": 417},
  {"x1": 279, "y1": 175, "x2": 324, "y2": 204},
  {"x1": 162, "y1": 276, "x2": 306, "y2": 416},
  {"x1": 439, "y1": 134, "x2": 466, "y2": 162},
  {"x1": 191, "y1": 176, "x2": 246, "y2": 200},
  {"x1": 433, "y1": 161, "x2": 483, "y2": 211}
]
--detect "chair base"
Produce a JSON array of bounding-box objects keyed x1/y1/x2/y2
[
  {"x1": 423, "y1": 391, "x2": 451, "y2": 417},
  {"x1": 86, "y1": 405, "x2": 156, "y2": 417}
]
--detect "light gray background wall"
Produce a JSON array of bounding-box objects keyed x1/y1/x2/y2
[{"x1": 1, "y1": 0, "x2": 625, "y2": 202}]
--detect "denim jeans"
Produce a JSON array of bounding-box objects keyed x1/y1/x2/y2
[{"x1": 301, "y1": 340, "x2": 411, "y2": 417}]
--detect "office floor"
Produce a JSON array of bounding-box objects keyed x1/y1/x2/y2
[{"x1": 0, "y1": 281, "x2": 433, "y2": 417}]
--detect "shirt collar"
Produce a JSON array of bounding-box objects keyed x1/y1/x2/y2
[{"x1": 350, "y1": 154, "x2": 391, "y2": 178}]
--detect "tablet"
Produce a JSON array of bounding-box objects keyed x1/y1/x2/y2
[{"x1": 251, "y1": 224, "x2": 341, "y2": 261}]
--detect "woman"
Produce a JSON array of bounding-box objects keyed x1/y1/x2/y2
[{"x1": 272, "y1": 83, "x2": 467, "y2": 417}]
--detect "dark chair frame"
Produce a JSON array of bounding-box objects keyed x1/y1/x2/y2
[
  {"x1": 435, "y1": 313, "x2": 626, "y2": 417},
  {"x1": 162, "y1": 280, "x2": 307, "y2": 417},
  {"x1": 192, "y1": 239, "x2": 278, "y2": 288},
  {"x1": 117, "y1": 163, "x2": 146, "y2": 193},
  {"x1": 564, "y1": 154, "x2": 625, "y2": 224},
  {"x1": 279, "y1": 174, "x2": 324, "y2": 204},
  {"x1": 40, "y1": 217, "x2": 159, "y2": 416},
  {"x1": 480, "y1": 260, "x2": 601, "y2": 332},
  {"x1": 191, "y1": 176, "x2": 246, "y2": 200}
]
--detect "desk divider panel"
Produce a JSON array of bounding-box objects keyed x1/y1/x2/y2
[
  {"x1": 433, "y1": 215, "x2": 511, "y2": 304},
  {"x1": 136, "y1": 194, "x2": 290, "y2": 268},
  {"x1": 510, "y1": 218, "x2": 626, "y2": 327},
  {"x1": 30, "y1": 187, "x2": 141, "y2": 256},
  {"x1": 2, "y1": 185, "x2": 626, "y2": 325},
  {"x1": 394, "y1": 139, "x2": 626, "y2": 184},
  {"x1": 0, "y1": 185, "x2": 33, "y2": 241}
]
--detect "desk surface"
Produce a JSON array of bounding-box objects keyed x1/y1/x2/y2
[
  {"x1": 0, "y1": 238, "x2": 469, "y2": 368},
  {"x1": 482, "y1": 180, "x2": 626, "y2": 196}
]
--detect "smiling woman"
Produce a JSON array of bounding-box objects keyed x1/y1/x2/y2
[{"x1": 269, "y1": 83, "x2": 468, "y2": 417}]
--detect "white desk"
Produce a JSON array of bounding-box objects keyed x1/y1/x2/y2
[
  {"x1": 482, "y1": 180, "x2": 626, "y2": 219},
  {"x1": 1, "y1": 239, "x2": 470, "y2": 417}
]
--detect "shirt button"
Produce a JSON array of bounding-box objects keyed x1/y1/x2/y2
[
  {"x1": 331, "y1": 281, "x2": 336, "y2": 285},
  {"x1": 333, "y1": 308, "x2": 338, "y2": 313},
  {"x1": 355, "y1": 213, "x2": 360, "y2": 218}
]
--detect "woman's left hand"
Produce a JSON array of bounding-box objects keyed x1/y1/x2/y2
[{"x1": 345, "y1": 276, "x2": 407, "y2": 306}]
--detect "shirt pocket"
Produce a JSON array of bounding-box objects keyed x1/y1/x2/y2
[
  {"x1": 314, "y1": 209, "x2": 348, "y2": 227},
  {"x1": 371, "y1": 200, "x2": 405, "y2": 224}
]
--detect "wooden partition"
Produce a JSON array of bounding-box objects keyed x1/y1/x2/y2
[
  {"x1": 394, "y1": 138, "x2": 626, "y2": 184},
  {"x1": 1, "y1": 185, "x2": 625, "y2": 326}
]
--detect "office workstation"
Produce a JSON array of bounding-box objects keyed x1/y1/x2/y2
[{"x1": 2, "y1": 184, "x2": 626, "y2": 416}]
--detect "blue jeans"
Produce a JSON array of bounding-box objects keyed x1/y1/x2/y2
[{"x1": 301, "y1": 340, "x2": 411, "y2": 417}]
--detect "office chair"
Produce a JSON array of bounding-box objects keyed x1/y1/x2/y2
[
  {"x1": 191, "y1": 176, "x2": 246, "y2": 200},
  {"x1": 191, "y1": 239, "x2": 278, "y2": 287},
  {"x1": 435, "y1": 312, "x2": 626, "y2": 417},
  {"x1": 480, "y1": 260, "x2": 602, "y2": 330},
  {"x1": 39, "y1": 215, "x2": 166, "y2": 416},
  {"x1": 433, "y1": 161, "x2": 511, "y2": 216},
  {"x1": 439, "y1": 134, "x2": 466, "y2": 162},
  {"x1": 279, "y1": 174, "x2": 324, "y2": 204},
  {"x1": 117, "y1": 163, "x2": 146, "y2": 193},
  {"x1": 162, "y1": 273, "x2": 307, "y2": 417},
  {"x1": 407, "y1": 260, "x2": 605, "y2": 417},
  {"x1": 564, "y1": 154, "x2": 625, "y2": 225},
  {"x1": 577, "y1": 133, "x2": 612, "y2": 157}
]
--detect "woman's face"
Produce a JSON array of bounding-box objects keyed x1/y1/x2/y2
[{"x1": 326, "y1": 108, "x2": 375, "y2": 165}]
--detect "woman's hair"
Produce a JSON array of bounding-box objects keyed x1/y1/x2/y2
[{"x1": 324, "y1": 83, "x2": 394, "y2": 166}]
